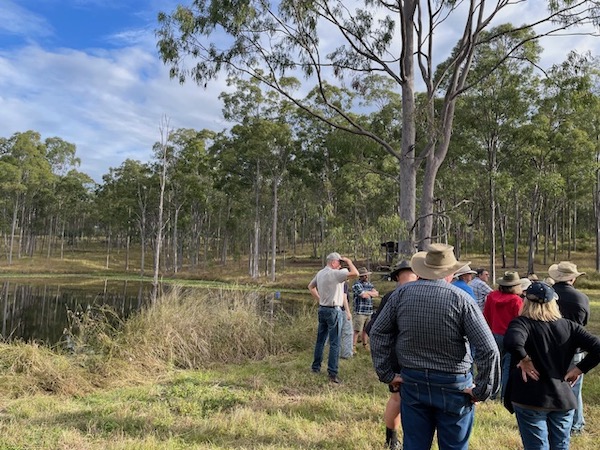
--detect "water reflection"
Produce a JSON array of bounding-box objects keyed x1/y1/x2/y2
[
  {"x1": 0, "y1": 279, "x2": 151, "y2": 345},
  {"x1": 0, "y1": 280, "x2": 309, "y2": 345}
]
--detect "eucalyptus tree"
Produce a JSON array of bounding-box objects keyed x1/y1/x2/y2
[
  {"x1": 533, "y1": 52, "x2": 600, "y2": 262},
  {"x1": 163, "y1": 127, "x2": 215, "y2": 269},
  {"x1": 151, "y1": 117, "x2": 172, "y2": 303},
  {"x1": 489, "y1": 51, "x2": 599, "y2": 275},
  {"x1": 157, "y1": 0, "x2": 600, "y2": 254},
  {"x1": 96, "y1": 159, "x2": 156, "y2": 274},
  {"x1": 43, "y1": 136, "x2": 87, "y2": 257},
  {"x1": 53, "y1": 170, "x2": 95, "y2": 259},
  {"x1": 447, "y1": 25, "x2": 540, "y2": 280},
  {"x1": 218, "y1": 76, "x2": 295, "y2": 280},
  {"x1": 0, "y1": 131, "x2": 54, "y2": 263}
]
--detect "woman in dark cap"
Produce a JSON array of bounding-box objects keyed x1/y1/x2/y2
[{"x1": 504, "y1": 282, "x2": 600, "y2": 450}]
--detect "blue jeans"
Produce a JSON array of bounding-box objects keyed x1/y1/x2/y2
[
  {"x1": 570, "y1": 353, "x2": 585, "y2": 432},
  {"x1": 340, "y1": 312, "x2": 354, "y2": 358},
  {"x1": 400, "y1": 368, "x2": 474, "y2": 450},
  {"x1": 493, "y1": 333, "x2": 510, "y2": 399},
  {"x1": 311, "y1": 306, "x2": 343, "y2": 376},
  {"x1": 513, "y1": 405, "x2": 574, "y2": 450}
]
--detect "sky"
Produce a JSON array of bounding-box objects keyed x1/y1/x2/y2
[
  {"x1": 0, "y1": 0, "x2": 231, "y2": 182},
  {"x1": 1, "y1": 1, "x2": 599, "y2": 183}
]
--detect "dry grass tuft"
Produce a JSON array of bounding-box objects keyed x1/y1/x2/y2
[
  {"x1": 114, "y1": 286, "x2": 302, "y2": 371},
  {"x1": 0, "y1": 341, "x2": 96, "y2": 396},
  {"x1": 0, "y1": 287, "x2": 312, "y2": 397}
]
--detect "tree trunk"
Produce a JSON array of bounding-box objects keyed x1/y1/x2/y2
[
  {"x1": 152, "y1": 118, "x2": 170, "y2": 304},
  {"x1": 60, "y1": 218, "x2": 66, "y2": 260},
  {"x1": 488, "y1": 145, "x2": 497, "y2": 283},
  {"x1": 270, "y1": 177, "x2": 279, "y2": 282},
  {"x1": 8, "y1": 197, "x2": 18, "y2": 265},
  {"x1": 251, "y1": 161, "x2": 260, "y2": 279},
  {"x1": 398, "y1": 0, "x2": 417, "y2": 255}
]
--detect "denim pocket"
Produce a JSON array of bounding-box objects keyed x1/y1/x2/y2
[
  {"x1": 441, "y1": 387, "x2": 473, "y2": 417},
  {"x1": 400, "y1": 381, "x2": 421, "y2": 406}
]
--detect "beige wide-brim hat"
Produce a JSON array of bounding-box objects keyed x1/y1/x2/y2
[
  {"x1": 497, "y1": 271, "x2": 521, "y2": 287},
  {"x1": 548, "y1": 261, "x2": 585, "y2": 282},
  {"x1": 454, "y1": 264, "x2": 477, "y2": 278},
  {"x1": 519, "y1": 278, "x2": 532, "y2": 291},
  {"x1": 411, "y1": 243, "x2": 469, "y2": 280}
]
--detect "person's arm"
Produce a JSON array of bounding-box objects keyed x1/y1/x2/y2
[
  {"x1": 571, "y1": 323, "x2": 600, "y2": 374},
  {"x1": 343, "y1": 291, "x2": 352, "y2": 321},
  {"x1": 463, "y1": 299, "x2": 501, "y2": 401},
  {"x1": 308, "y1": 278, "x2": 319, "y2": 302},
  {"x1": 366, "y1": 282, "x2": 379, "y2": 298},
  {"x1": 504, "y1": 317, "x2": 543, "y2": 382},
  {"x1": 370, "y1": 291, "x2": 401, "y2": 384},
  {"x1": 341, "y1": 256, "x2": 359, "y2": 278}
]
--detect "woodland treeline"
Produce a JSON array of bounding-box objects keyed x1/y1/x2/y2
[{"x1": 2, "y1": 47, "x2": 600, "y2": 281}]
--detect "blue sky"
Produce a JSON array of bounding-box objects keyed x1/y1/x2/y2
[
  {"x1": 0, "y1": 0, "x2": 230, "y2": 182},
  {"x1": 1, "y1": 1, "x2": 599, "y2": 183}
]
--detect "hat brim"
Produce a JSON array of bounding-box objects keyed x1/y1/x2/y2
[
  {"x1": 390, "y1": 266, "x2": 413, "y2": 279},
  {"x1": 411, "y1": 251, "x2": 469, "y2": 280},
  {"x1": 455, "y1": 270, "x2": 476, "y2": 277},
  {"x1": 548, "y1": 264, "x2": 585, "y2": 282},
  {"x1": 497, "y1": 279, "x2": 522, "y2": 287}
]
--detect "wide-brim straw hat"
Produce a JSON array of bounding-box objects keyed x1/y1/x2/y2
[
  {"x1": 497, "y1": 271, "x2": 521, "y2": 287},
  {"x1": 454, "y1": 264, "x2": 477, "y2": 278},
  {"x1": 410, "y1": 244, "x2": 469, "y2": 280},
  {"x1": 519, "y1": 278, "x2": 532, "y2": 291},
  {"x1": 548, "y1": 261, "x2": 585, "y2": 282}
]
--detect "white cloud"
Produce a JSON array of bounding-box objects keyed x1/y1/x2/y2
[
  {"x1": 2, "y1": 0, "x2": 600, "y2": 185},
  {"x1": 0, "y1": 2, "x2": 52, "y2": 38},
  {"x1": 0, "y1": 43, "x2": 230, "y2": 183}
]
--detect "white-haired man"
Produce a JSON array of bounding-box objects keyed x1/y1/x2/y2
[{"x1": 309, "y1": 252, "x2": 359, "y2": 383}]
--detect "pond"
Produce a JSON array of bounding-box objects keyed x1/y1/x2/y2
[
  {"x1": 0, "y1": 278, "x2": 152, "y2": 345},
  {"x1": 0, "y1": 278, "x2": 309, "y2": 346}
]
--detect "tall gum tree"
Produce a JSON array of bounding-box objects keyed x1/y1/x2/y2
[{"x1": 157, "y1": 0, "x2": 600, "y2": 253}]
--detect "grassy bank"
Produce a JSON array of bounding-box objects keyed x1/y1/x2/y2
[{"x1": 0, "y1": 287, "x2": 598, "y2": 449}]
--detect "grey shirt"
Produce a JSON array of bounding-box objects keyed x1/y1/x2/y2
[
  {"x1": 309, "y1": 266, "x2": 349, "y2": 307},
  {"x1": 370, "y1": 279, "x2": 501, "y2": 401}
]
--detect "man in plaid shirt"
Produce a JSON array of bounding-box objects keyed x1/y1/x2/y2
[
  {"x1": 352, "y1": 267, "x2": 379, "y2": 352},
  {"x1": 370, "y1": 244, "x2": 500, "y2": 450}
]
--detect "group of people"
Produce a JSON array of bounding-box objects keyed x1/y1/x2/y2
[{"x1": 308, "y1": 245, "x2": 600, "y2": 450}]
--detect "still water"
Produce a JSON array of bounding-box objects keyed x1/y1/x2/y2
[
  {"x1": 0, "y1": 279, "x2": 152, "y2": 345},
  {"x1": 0, "y1": 278, "x2": 307, "y2": 345}
]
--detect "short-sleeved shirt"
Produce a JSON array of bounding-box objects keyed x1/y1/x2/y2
[{"x1": 309, "y1": 266, "x2": 349, "y2": 307}]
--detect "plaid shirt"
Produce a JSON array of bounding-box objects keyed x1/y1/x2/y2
[
  {"x1": 370, "y1": 279, "x2": 500, "y2": 401},
  {"x1": 471, "y1": 277, "x2": 492, "y2": 312},
  {"x1": 353, "y1": 279, "x2": 375, "y2": 315}
]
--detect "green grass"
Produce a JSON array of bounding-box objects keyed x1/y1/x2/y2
[
  {"x1": 0, "y1": 251, "x2": 600, "y2": 448},
  {"x1": 0, "y1": 348, "x2": 598, "y2": 449}
]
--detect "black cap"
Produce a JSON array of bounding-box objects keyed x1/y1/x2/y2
[{"x1": 526, "y1": 282, "x2": 559, "y2": 304}]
